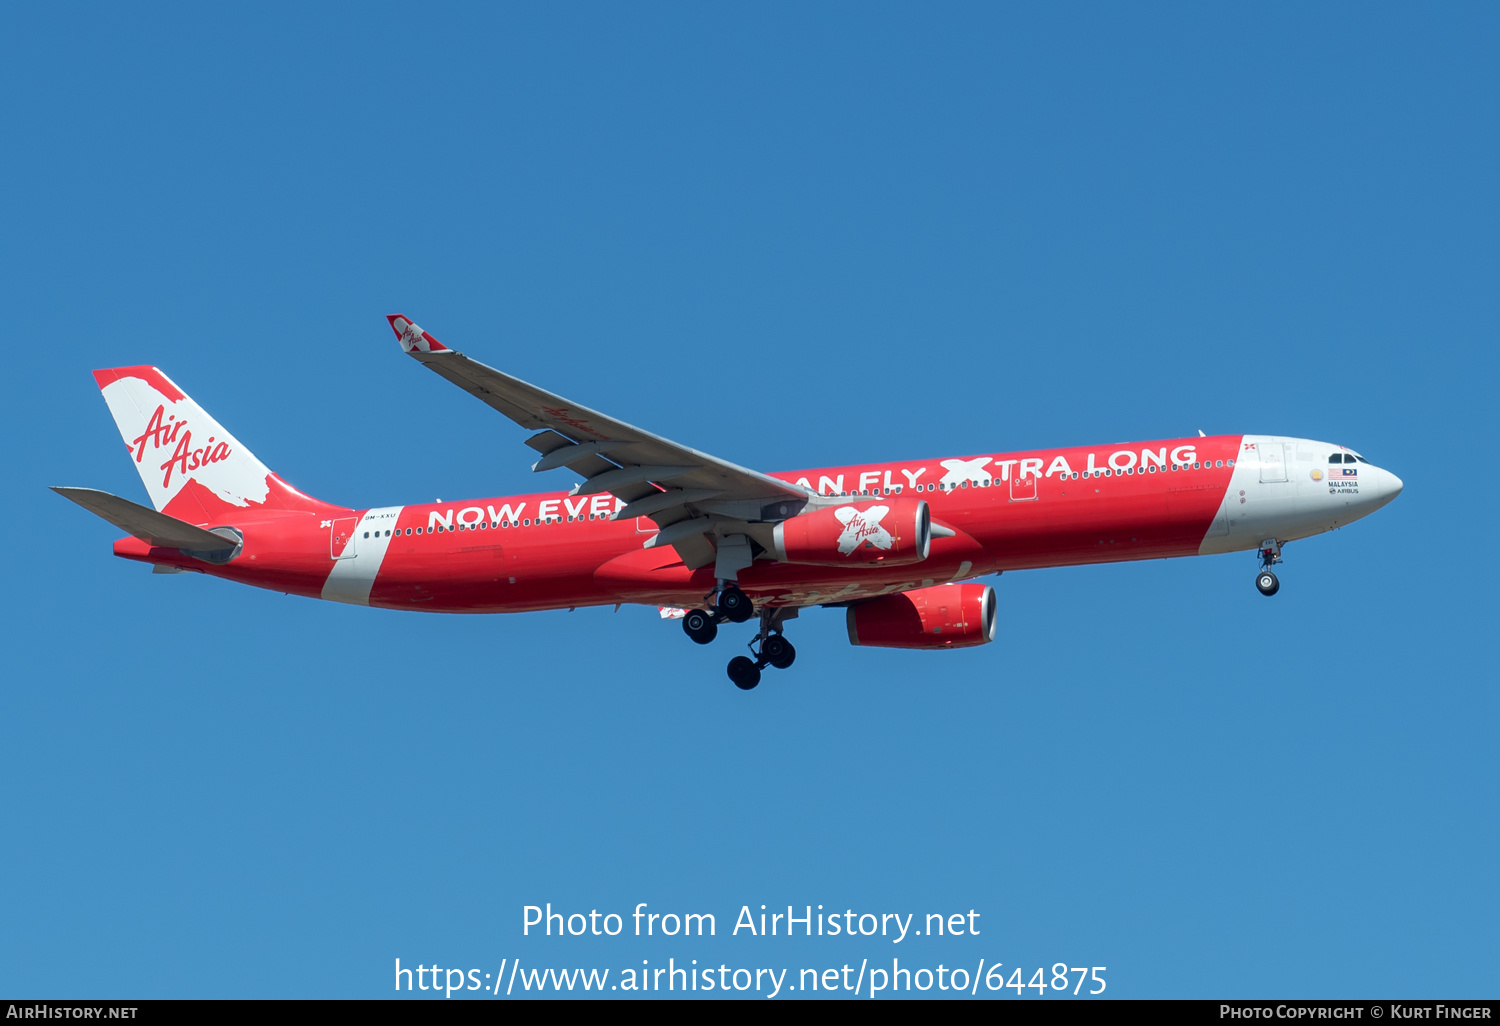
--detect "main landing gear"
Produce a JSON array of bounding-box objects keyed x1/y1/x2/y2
[
  {"x1": 1256, "y1": 539, "x2": 1283, "y2": 596},
  {"x1": 681, "y1": 584, "x2": 754, "y2": 645},
  {"x1": 681, "y1": 586, "x2": 797, "y2": 690},
  {"x1": 727, "y1": 610, "x2": 798, "y2": 690}
]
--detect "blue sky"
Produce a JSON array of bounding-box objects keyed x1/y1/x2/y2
[{"x1": 2, "y1": 2, "x2": 1496, "y2": 999}]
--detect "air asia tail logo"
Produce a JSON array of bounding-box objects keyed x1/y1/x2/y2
[
  {"x1": 835, "y1": 505, "x2": 893, "y2": 554},
  {"x1": 398, "y1": 321, "x2": 426, "y2": 352},
  {"x1": 130, "y1": 404, "x2": 233, "y2": 489},
  {"x1": 396, "y1": 318, "x2": 446, "y2": 353}
]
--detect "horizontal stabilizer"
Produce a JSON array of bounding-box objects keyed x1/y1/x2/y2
[{"x1": 51, "y1": 487, "x2": 237, "y2": 551}]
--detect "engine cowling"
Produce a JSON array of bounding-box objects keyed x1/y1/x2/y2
[
  {"x1": 771, "y1": 497, "x2": 931, "y2": 567},
  {"x1": 846, "y1": 583, "x2": 997, "y2": 649}
]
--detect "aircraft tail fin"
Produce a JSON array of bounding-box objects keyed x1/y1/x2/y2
[{"x1": 91, "y1": 366, "x2": 338, "y2": 523}]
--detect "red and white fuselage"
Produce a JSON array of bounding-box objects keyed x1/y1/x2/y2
[
  {"x1": 62, "y1": 326, "x2": 1403, "y2": 680},
  {"x1": 103, "y1": 419, "x2": 1399, "y2": 612}
]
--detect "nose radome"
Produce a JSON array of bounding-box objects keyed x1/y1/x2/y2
[{"x1": 1386, "y1": 470, "x2": 1404, "y2": 500}]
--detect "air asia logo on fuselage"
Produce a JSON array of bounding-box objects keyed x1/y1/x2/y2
[
  {"x1": 130, "y1": 404, "x2": 232, "y2": 489},
  {"x1": 835, "y1": 505, "x2": 893, "y2": 554},
  {"x1": 939, "y1": 457, "x2": 994, "y2": 488}
]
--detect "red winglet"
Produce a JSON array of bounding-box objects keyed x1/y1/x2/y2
[{"x1": 387, "y1": 314, "x2": 449, "y2": 353}]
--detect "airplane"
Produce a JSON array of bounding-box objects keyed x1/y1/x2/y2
[{"x1": 54, "y1": 315, "x2": 1404, "y2": 690}]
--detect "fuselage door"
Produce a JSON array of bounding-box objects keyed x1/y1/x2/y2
[
  {"x1": 1010, "y1": 470, "x2": 1038, "y2": 501},
  {"x1": 330, "y1": 517, "x2": 359, "y2": 559},
  {"x1": 1258, "y1": 443, "x2": 1287, "y2": 484}
]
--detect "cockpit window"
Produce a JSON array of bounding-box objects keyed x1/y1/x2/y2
[
  {"x1": 1329, "y1": 454, "x2": 1344, "y2": 463},
  {"x1": 1353, "y1": 455, "x2": 1371, "y2": 464}
]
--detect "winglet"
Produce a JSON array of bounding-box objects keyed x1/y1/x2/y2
[{"x1": 387, "y1": 314, "x2": 450, "y2": 354}]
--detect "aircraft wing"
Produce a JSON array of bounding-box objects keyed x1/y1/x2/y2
[{"x1": 388, "y1": 315, "x2": 812, "y2": 571}]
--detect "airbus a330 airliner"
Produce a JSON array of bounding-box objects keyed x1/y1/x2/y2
[{"x1": 56, "y1": 315, "x2": 1404, "y2": 689}]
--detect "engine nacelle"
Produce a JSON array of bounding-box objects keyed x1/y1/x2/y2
[
  {"x1": 846, "y1": 583, "x2": 997, "y2": 649},
  {"x1": 771, "y1": 497, "x2": 931, "y2": 568}
]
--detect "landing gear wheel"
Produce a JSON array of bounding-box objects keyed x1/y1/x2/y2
[
  {"x1": 1256, "y1": 571, "x2": 1280, "y2": 596},
  {"x1": 762, "y1": 635, "x2": 796, "y2": 670},
  {"x1": 727, "y1": 656, "x2": 761, "y2": 690},
  {"x1": 717, "y1": 586, "x2": 754, "y2": 624},
  {"x1": 683, "y1": 609, "x2": 718, "y2": 644}
]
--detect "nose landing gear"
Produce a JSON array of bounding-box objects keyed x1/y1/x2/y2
[{"x1": 1256, "y1": 539, "x2": 1283, "y2": 596}]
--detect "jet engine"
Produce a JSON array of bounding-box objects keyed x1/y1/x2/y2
[
  {"x1": 771, "y1": 497, "x2": 931, "y2": 567},
  {"x1": 845, "y1": 583, "x2": 997, "y2": 649}
]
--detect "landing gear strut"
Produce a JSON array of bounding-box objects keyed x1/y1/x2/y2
[{"x1": 1256, "y1": 539, "x2": 1282, "y2": 596}]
